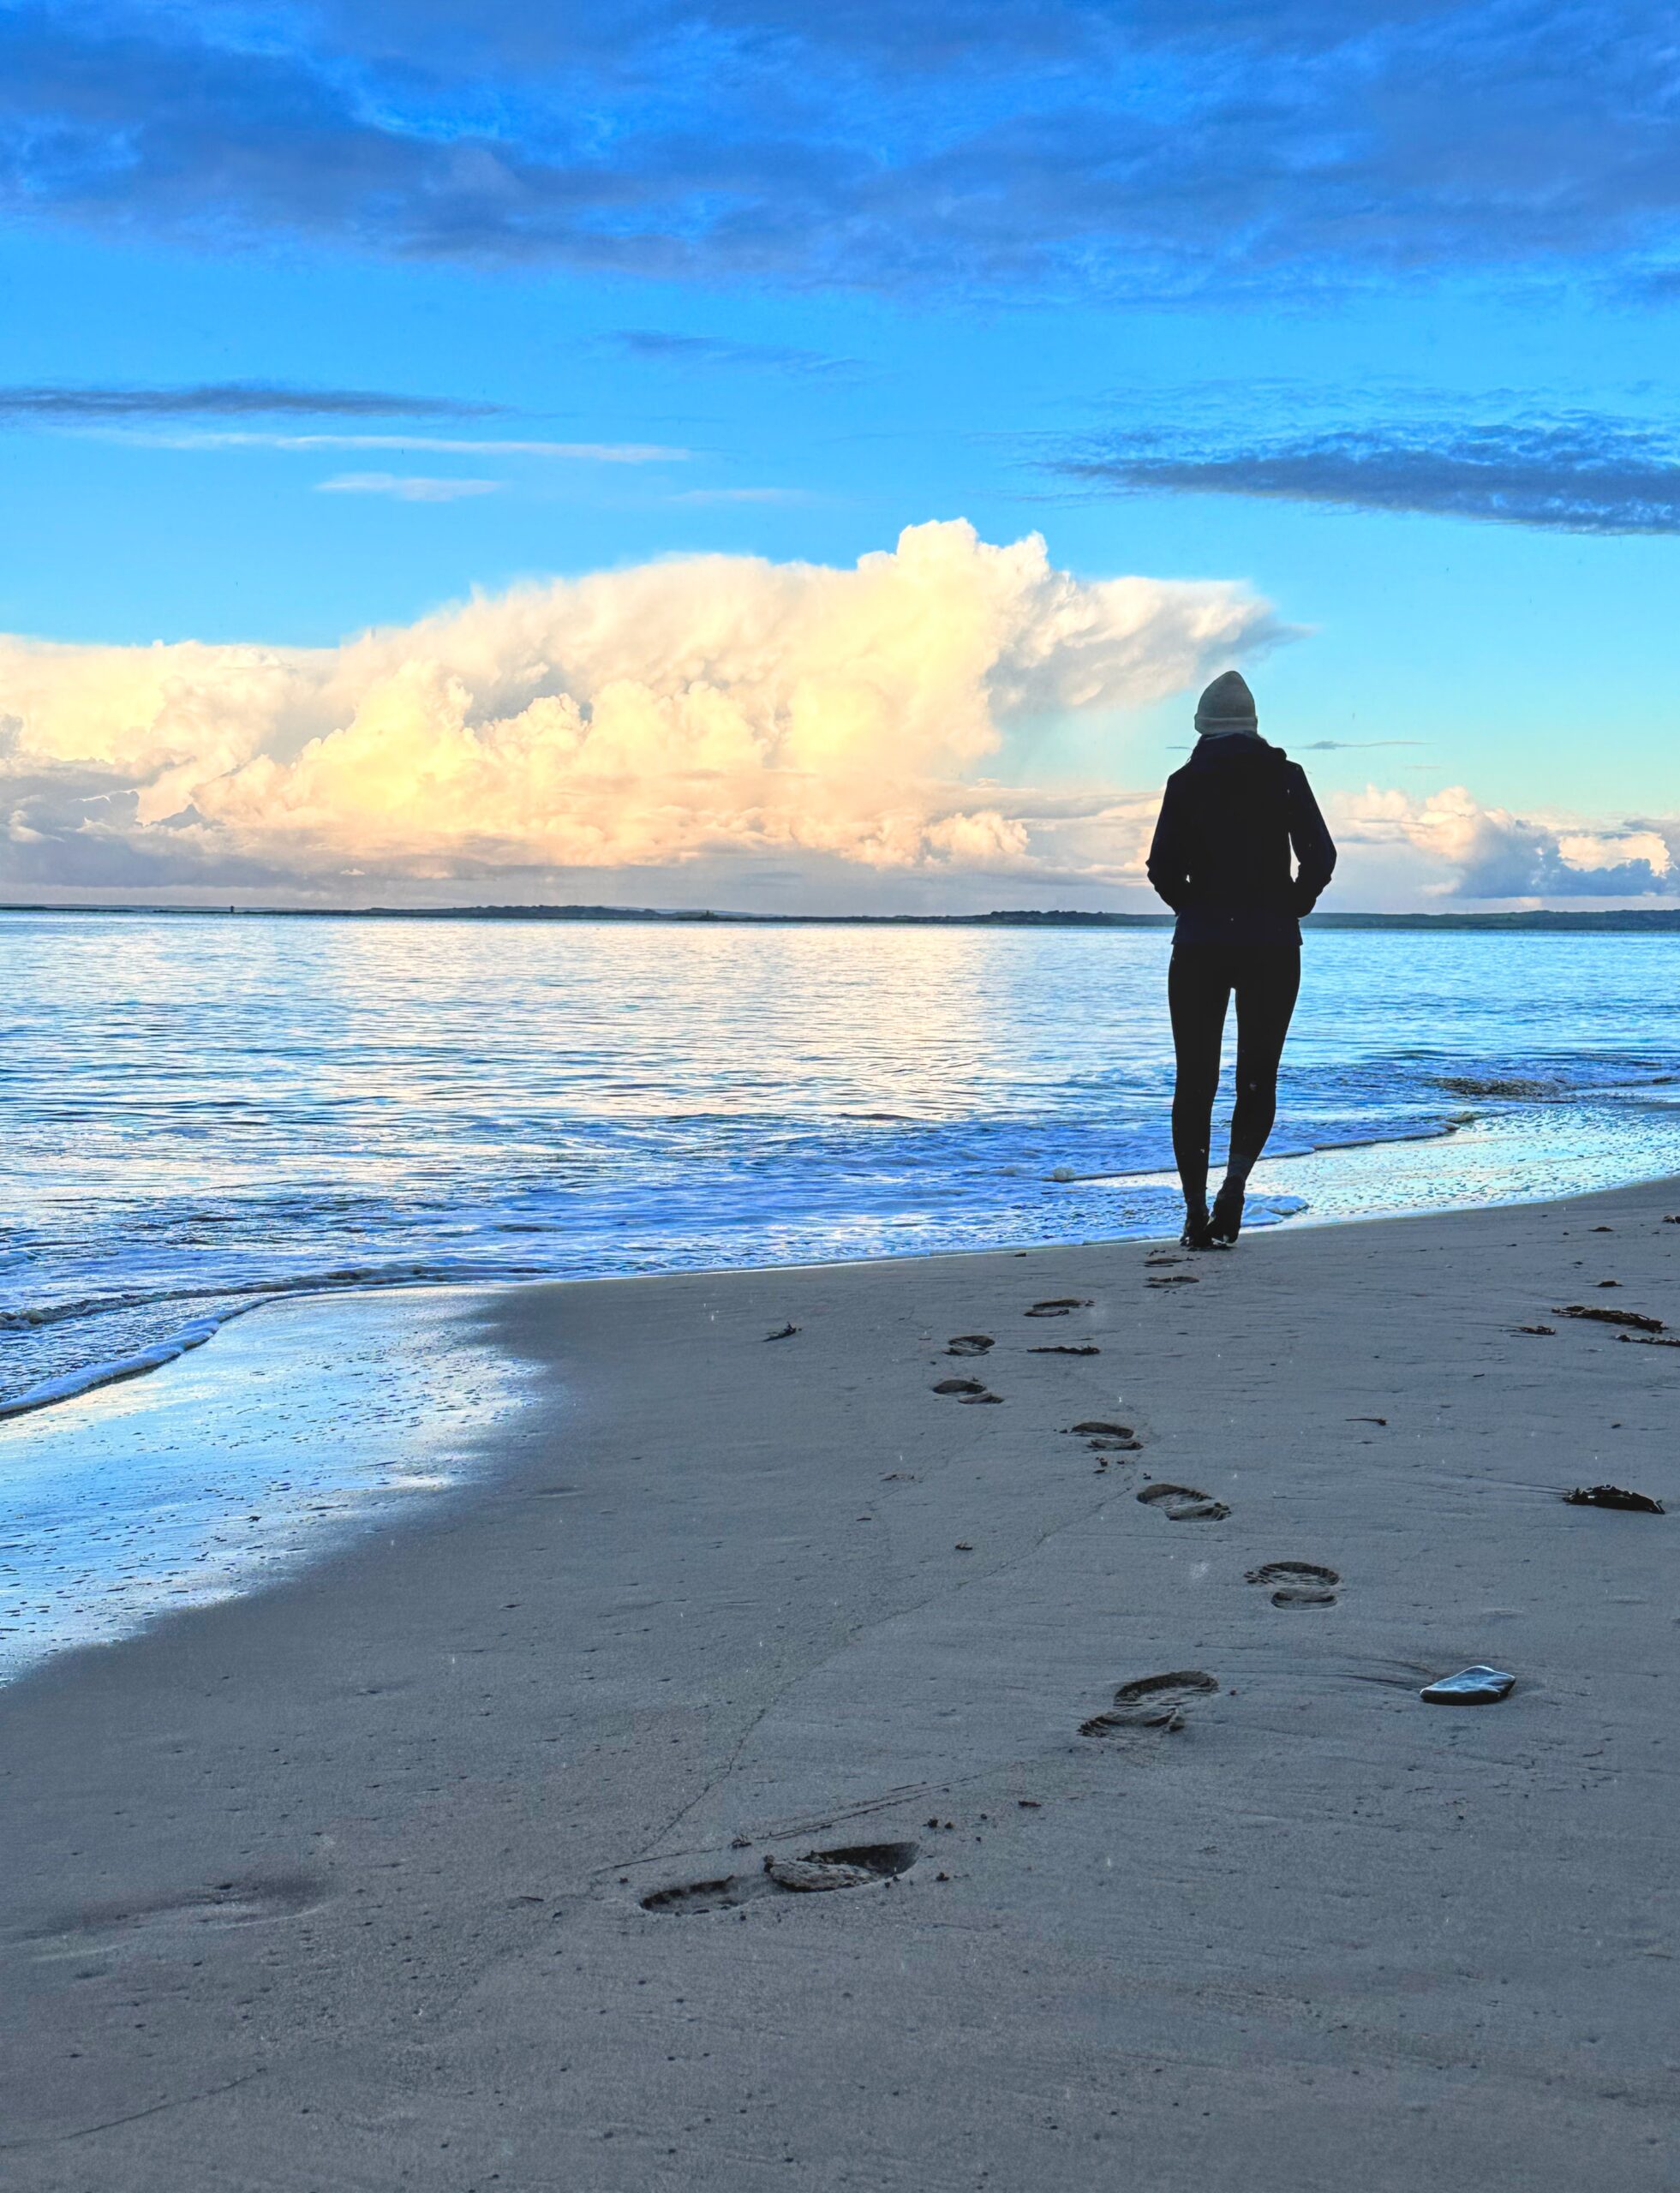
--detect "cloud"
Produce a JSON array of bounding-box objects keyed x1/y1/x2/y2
[
  {"x1": 1337, "y1": 784, "x2": 1680, "y2": 897},
  {"x1": 0, "y1": 521, "x2": 1279, "y2": 892},
  {"x1": 315, "y1": 473, "x2": 501, "y2": 500},
  {"x1": 3, "y1": 3, "x2": 1677, "y2": 300},
  {"x1": 607, "y1": 331, "x2": 860, "y2": 376},
  {"x1": 1057, "y1": 413, "x2": 1680, "y2": 534},
  {"x1": 100, "y1": 431, "x2": 689, "y2": 461},
  {"x1": 0, "y1": 383, "x2": 501, "y2": 419}
]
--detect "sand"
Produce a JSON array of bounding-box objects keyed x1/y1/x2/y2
[{"x1": 2, "y1": 1180, "x2": 1677, "y2": 2190}]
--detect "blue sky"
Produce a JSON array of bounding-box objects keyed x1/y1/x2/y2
[{"x1": 3, "y1": 1, "x2": 1680, "y2": 908}]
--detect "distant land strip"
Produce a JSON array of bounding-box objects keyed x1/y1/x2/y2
[{"x1": 9, "y1": 905, "x2": 1680, "y2": 931}]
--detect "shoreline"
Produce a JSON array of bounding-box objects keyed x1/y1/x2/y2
[
  {"x1": 8, "y1": 1087, "x2": 1680, "y2": 1433},
  {"x1": 0, "y1": 1287, "x2": 529, "y2": 1683},
  {"x1": 3, "y1": 1176, "x2": 1677, "y2": 2186}
]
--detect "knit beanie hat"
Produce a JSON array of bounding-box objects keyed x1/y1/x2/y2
[{"x1": 1194, "y1": 670, "x2": 1259, "y2": 737}]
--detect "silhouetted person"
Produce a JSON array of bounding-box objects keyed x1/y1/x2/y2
[{"x1": 1147, "y1": 671, "x2": 1336, "y2": 1248}]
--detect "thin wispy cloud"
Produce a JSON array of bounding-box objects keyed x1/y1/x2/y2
[
  {"x1": 315, "y1": 473, "x2": 501, "y2": 501},
  {"x1": 105, "y1": 432, "x2": 690, "y2": 462},
  {"x1": 1057, "y1": 414, "x2": 1680, "y2": 535},
  {"x1": 3, "y1": 3, "x2": 1674, "y2": 302},
  {"x1": 608, "y1": 332, "x2": 861, "y2": 377},
  {"x1": 0, "y1": 383, "x2": 500, "y2": 419}
]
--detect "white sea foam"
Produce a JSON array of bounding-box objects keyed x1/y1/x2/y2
[{"x1": 0, "y1": 1312, "x2": 234, "y2": 1419}]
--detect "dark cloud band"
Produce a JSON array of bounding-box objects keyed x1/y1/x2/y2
[
  {"x1": 1056, "y1": 416, "x2": 1680, "y2": 535},
  {"x1": 606, "y1": 332, "x2": 859, "y2": 376},
  {"x1": 0, "y1": 385, "x2": 499, "y2": 419},
  {"x1": 0, "y1": 3, "x2": 1673, "y2": 298}
]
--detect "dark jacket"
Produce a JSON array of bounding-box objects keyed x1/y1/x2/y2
[{"x1": 1146, "y1": 735, "x2": 1336, "y2": 947}]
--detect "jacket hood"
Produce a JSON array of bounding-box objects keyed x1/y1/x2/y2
[{"x1": 1186, "y1": 733, "x2": 1290, "y2": 773}]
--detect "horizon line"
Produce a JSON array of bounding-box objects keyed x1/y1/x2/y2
[{"x1": 6, "y1": 903, "x2": 1680, "y2": 930}]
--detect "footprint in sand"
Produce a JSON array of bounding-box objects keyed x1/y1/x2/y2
[
  {"x1": 643, "y1": 1841, "x2": 918, "y2": 1914},
  {"x1": 763, "y1": 1840, "x2": 918, "y2": 1891},
  {"x1": 1137, "y1": 1482, "x2": 1230, "y2": 1521},
  {"x1": 1071, "y1": 1418, "x2": 1139, "y2": 1453},
  {"x1": 1247, "y1": 1559, "x2": 1341, "y2": 1607},
  {"x1": 946, "y1": 1335, "x2": 995, "y2": 1357},
  {"x1": 1025, "y1": 1298, "x2": 1091, "y2": 1318},
  {"x1": 1080, "y1": 1670, "x2": 1219, "y2": 1738},
  {"x1": 931, "y1": 1377, "x2": 1002, "y2": 1405}
]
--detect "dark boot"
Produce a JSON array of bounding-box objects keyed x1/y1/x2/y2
[
  {"x1": 1208, "y1": 1180, "x2": 1245, "y2": 1246},
  {"x1": 1180, "y1": 1204, "x2": 1222, "y2": 1250}
]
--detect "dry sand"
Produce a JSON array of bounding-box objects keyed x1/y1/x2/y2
[{"x1": 2, "y1": 1180, "x2": 1677, "y2": 2190}]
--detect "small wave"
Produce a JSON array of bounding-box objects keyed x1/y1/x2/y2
[
  {"x1": 0, "y1": 1309, "x2": 251, "y2": 1421},
  {"x1": 0, "y1": 1257, "x2": 553, "y2": 1337},
  {"x1": 1247, "y1": 1194, "x2": 1308, "y2": 1221},
  {"x1": 0, "y1": 1257, "x2": 558, "y2": 1422}
]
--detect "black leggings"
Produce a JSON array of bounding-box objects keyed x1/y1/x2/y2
[{"x1": 1168, "y1": 944, "x2": 1300, "y2": 1211}]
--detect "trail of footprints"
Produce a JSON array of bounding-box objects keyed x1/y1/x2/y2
[
  {"x1": 645, "y1": 1285, "x2": 1342, "y2": 1913},
  {"x1": 924, "y1": 1291, "x2": 1345, "y2": 1748}
]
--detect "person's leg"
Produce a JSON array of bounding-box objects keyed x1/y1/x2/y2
[
  {"x1": 1210, "y1": 945, "x2": 1301, "y2": 1240},
  {"x1": 1167, "y1": 947, "x2": 1232, "y2": 1242}
]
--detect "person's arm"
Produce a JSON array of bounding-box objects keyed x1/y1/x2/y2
[
  {"x1": 1146, "y1": 777, "x2": 1192, "y2": 911},
  {"x1": 1286, "y1": 764, "x2": 1336, "y2": 914}
]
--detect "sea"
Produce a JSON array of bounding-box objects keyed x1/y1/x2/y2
[{"x1": 4, "y1": 911, "x2": 1680, "y2": 1673}]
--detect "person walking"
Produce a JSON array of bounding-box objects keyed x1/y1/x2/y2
[{"x1": 1146, "y1": 671, "x2": 1336, "y2": 1249}]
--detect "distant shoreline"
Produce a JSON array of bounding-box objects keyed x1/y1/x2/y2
[{"x1": 7, "y1": 902, "x2": 1680, "y2": 932}]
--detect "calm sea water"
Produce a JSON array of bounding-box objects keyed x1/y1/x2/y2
[
  {"x1": 4, "y1": 911, "x2": 1680, "y2": 1677},
  {"x1": 5, "y1": 911, "x2": 1680, "y2": 1416}
]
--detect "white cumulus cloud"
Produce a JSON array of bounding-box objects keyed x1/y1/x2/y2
[
  {"x1": 0, "y1": 521, "x2": 1281, "y2": 893},
  {"x1": 1334, "y1": 784, "x2": 1680, "y2": 900}
]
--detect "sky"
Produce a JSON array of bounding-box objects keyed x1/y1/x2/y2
[{"x1": 3, "y1": 0, "x2": 1680, "y2": 911}]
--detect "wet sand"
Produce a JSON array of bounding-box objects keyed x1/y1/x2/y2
[{"x1": 2, "y1": 1180, "x2": 1677, "y2": 2190}]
